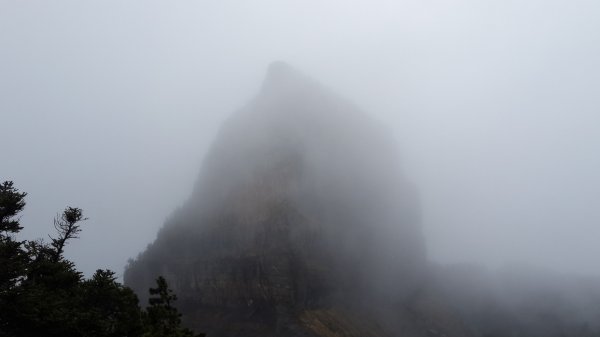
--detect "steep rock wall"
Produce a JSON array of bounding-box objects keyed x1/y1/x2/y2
[{"x1": 125, "y1": 63, "x2": 466, "y2": 337}]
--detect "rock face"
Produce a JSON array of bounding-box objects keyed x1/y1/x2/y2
[
  {"x1": 124, "y1": 63, "x2": 468, "y2": 337},
  {"x1": 126, "y1": 63, "x2": 600, "y2": 337}
]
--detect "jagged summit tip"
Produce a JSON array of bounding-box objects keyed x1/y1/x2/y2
[
  {"x1": 261, "y1": 61, "x2": 315, "y2": 95},
  {"x1": 267, "y1": 61, "x2": 295, "y2": 77}
]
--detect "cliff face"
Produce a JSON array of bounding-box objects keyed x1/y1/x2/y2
[
  {"x1": 124, "y1": 63, "x2": 469, "y2": 337},
  {"x1": 125, "y1": 63, "x2": 600, "y2": 337}
]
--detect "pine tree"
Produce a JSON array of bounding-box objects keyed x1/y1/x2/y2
[
  {"x1": 143, "y1": 276, "x2": 205, "y2": 337},
  {"x1": 0, "y1": 181, "x2": 206, "y2": 337}
]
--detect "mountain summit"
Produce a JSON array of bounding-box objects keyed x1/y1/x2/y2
[
  {"x1": 124, "y1": 64, "x2": 445, "y2": 336},
  {"x1": 125, "y1": 64, "x2": 600, "y2": 337}
]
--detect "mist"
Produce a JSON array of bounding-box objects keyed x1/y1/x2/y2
[{"x1": 2, "y1": 0, "x2": 600, "y2": 322}]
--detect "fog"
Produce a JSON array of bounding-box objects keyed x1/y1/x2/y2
[{"x1": 1, "y1": 0, "x2": 599, "y2": 284}]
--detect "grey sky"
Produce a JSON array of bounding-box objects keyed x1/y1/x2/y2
[{"x1": 1, "y1": 0, "x2": 599, "y2": 278}]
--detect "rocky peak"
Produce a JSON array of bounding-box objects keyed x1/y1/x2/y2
[{"x1": 124, "y1": 64, "x2": 465, "y2": 337}]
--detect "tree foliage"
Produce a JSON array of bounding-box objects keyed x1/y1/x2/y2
[
  {"x1": 143, "y1": 276, "x2": 204, "y2": 337},
  {"x1": 0, "y1": 181, "x2": 204, "y2": 337},
  {"x1": 0, "y1": 181, "x2": 27, "y2": 234},
  {"x1": 50, "y1": 206, "x2": 86, "y2": 262}
]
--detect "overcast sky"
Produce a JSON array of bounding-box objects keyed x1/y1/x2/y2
[{"x1": 1, "y1": 0, "x2": 599, "y2": 278}]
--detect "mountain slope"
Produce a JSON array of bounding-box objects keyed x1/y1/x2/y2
[{"x1": 125, "y1": 63, "x2": 470, "y2": 336}]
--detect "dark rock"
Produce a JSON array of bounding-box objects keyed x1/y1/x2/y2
[{"x1": 125, "y1": 63, "x2": 470, "y2": 337}]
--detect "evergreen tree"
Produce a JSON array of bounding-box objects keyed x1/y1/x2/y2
[
  {"x1": 79, "y1": 269, "x2": 144, "y2": 337},
  {"x1": 143, "y1": 276, "x2": 205, "y2": 337},
  {"x1": 0, "y1": 181, "x2": 28, "y2": 336},
  {"x1": 0, "y1": 181, "x2": 27, "y2": 234},
  {"x1": 0, "y1": 181, "x2": 205, "y2": 337}
]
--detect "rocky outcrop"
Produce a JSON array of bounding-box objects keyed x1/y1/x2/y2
[
  {"x1": 126, "y1": 63, "x2": 600, "y2": 337},
  {"x1": 124, "y1": 63, "x2": 464, "y2": 336}
]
